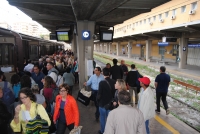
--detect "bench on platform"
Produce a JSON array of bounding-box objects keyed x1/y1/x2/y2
[
  {"x1": 173, "y1": 79, "x2": 200, "y2": 95},
  {"x1": 156, "y1": 60, "x2": 169, "y2": 65}
]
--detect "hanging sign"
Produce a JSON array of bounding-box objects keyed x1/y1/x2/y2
[
  {"x1": 188, "y1": 44, "x2": 200, "y2": 48},
  {"x1": 158, "y1": 42, "x2": 169, "y2": 46}
]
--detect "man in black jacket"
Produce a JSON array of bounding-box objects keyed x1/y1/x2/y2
[
  {"x1": 126, "y1": 64, "x2": 142, "y2": 105},
  {"x1": 97, "y1": 68, "x2": 116, "y2": 134},
  {"x1": 110, "y1": 59, "x2": 123, "y2": 81}
]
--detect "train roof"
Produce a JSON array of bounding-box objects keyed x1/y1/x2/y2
[{"x1": 0, "y1": 27, "x2": 63, "y2": 46}]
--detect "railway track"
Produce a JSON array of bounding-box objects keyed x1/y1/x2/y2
[{"x1": 94, "y1": 55, "x2": 200, "y2": 132}]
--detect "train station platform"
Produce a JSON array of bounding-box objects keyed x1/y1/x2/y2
[
  {"x1": 94, "y1": 52, "x2": 200, "y2": 82},
  {"x1": 66, "y1": 84, "x2": 199, "y2": 134}
]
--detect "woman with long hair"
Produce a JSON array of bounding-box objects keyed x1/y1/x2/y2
[
  {"x1": 42, "y1": 76, "x2": 56, "y2": 103},
  {"x1": 113, "y1": 79, "x2": 127, "y2": 108},
  {"x1": 53, "y1": 83, "x2": 79, "y2": 134}
]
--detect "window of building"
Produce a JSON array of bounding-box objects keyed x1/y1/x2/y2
[
  {"x1": 140, "y1": 20, "x2": 142, "y2": 25},
  {"x1": 159, "y1": 14, "x2": 162, "y2": 19},
  {"x1": 153, "y1": 16, "x2": 156, "y2": 21},
  {"x1": 159, "y1": 46, "x2": 165, "y2": 55},
  {"x1": 144, "y1": 19, "x2": 146, "y2": 24},
  {"x1": 172, "y1": 45, "x2": 179, "y2": 56},
  {"x1": 132, "y1": 23, "x2": 135, "y2": 28},
  {"x1": 148, "y1": 18, "x2": 151, "y2": 22},
  {"x1": 181, "y1": 6, "x2": 186, "y2": 13},
  {"x1": 191, "y1": 2, "x2": 197, "y2": 10},
  {"x1": 165, "y1": 12, "x2": 169, "y2": 17},
  {"x1": 172, "y1": 9, "x2": 176, "y2": 15}
]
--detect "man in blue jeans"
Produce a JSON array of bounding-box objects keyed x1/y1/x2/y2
[
  {"x1": 155, "y1": 66, "x2": 171, "y2": 115},
  {"x1": 97, "y1": 68, "x2": 116, "y2": 134},
  {"x1": 84, "y1": 67, "x2": 104, "y2": 121}
]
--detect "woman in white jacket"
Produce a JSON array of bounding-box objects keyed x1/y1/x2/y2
[{"x1": 137, "y1": 77, "x2": 155, "y2": 134}]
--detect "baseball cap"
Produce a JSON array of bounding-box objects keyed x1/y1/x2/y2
[{"x1": 138, "y1": 77, "x2": 151, "y2": 85}]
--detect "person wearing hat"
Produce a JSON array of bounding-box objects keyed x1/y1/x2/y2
[{"x1": 137, "y1": 77, "x2": 155, "y2": 134}]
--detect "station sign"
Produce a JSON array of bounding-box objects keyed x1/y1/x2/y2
[
  {"x1": 82, "y1": 30, "x2": 90, "y2": 40},
  {"x1": 158, "y1": 42, "x2": 169, "y2": 46},
  {"x1": 188, "y1": 44, "x2": 200, "y2": 48},
  {"x1": 136, "y1": 44, "x2": 141, "y2": 47}
]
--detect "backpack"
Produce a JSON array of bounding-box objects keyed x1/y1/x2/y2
[
  {"x1": 56, "y1": 75, "x2": 63, "y2": 87},
  {"x1": 51, "y1": 87, "x2": 59, "y2": 103},
  {"x1": 51, "y1": 71, "x2": 63, "y2": 87},
  {"x1": 2, "y1": 82, "x2": 15, "y2": 107},
  {"x1": 13, "y1": 83, "x2": 21, "y2": 99}
]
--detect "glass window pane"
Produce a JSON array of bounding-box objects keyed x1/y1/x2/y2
[
  {"x1": 181, "y1": 6, "x2": 186, "y2": 13},
  {"x1": 191, "y1": 2, "x2": 197, "y2": 10}
]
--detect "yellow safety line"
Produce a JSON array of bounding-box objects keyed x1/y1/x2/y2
[{"x1": 155, "y1": 115, "x2": 180, "y2": 134}]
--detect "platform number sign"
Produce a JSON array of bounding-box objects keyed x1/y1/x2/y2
[
  {"x1": 183, "y1": 47, "x2": 186, "y2": 51},
  {"x1": 82, "y1": 30, "x2": 90, "y2": 40}
]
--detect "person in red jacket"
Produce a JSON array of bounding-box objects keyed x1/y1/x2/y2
[{"x1": 53, "y1": 83, "x2": 79, "y2": 133}]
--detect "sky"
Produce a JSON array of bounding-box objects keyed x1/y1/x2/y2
[{"x1": 0, "y1": 0, "x2": 44, "y2": 28}]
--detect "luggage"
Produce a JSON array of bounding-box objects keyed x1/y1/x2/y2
[{"x1": 77, "y1": 88, "x2": 91, "y2": 106}]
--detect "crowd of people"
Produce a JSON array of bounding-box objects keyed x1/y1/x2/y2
[
  {"x1": 0, "y1": 49, "x2": 80, "y2": 134},
  {"x1": 0, "y1": 48, "x2": 171, "y2": 134},
  {"x1": 84, "y1": 58, "x2": 170, "y2": 134}
]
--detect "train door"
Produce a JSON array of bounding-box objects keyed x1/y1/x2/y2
[
  {"x1": 140, "y1": 45, "x2": 145, "y2": 58},
  {"x1": 159, "y1": 46, "x2": 165, "y2": 61},
  {"x1": 23, "y1": 40, "x2": 30, "y2": 59}
]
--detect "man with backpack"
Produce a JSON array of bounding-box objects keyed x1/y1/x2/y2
[
  {"x1": 44, "y1": 62, "x2": 63, "y2": 87},
  {"x1": 46, "y1": 62, "x2": 59, "y2": 83},
  {"x1": 126, "y1": 64, "x2": 143, "y2": 105}
]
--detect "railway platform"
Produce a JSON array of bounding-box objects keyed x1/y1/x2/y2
[
  {"x1": 94, "y1": 52, "x2": 200, "y2": 82},
  {"x1": 66, "y1": 84, "x2": 200, "y2": 134}
]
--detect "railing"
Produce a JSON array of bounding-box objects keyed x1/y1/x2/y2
[{"x1": 173, "y1": 79, "x2": 200, "y2": 95}]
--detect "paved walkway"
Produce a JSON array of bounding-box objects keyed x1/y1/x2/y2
[{"x1": 95, "y1": 52, "x2": 200, "y2": 81}]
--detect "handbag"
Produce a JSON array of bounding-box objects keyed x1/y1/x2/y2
[
  {"x1": 77, "y1": 88, "x2": 91, "y2": 106},
  {"x1": 69, "y1": 126, "x2": 83, "y2": 134},
  {"x1": 26, "y1": 104, "x2": 49, "y2": 134}
]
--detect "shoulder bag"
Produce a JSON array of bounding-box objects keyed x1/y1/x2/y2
[{"x1": 26, "y1": 104, "x2": 49, "y2": 134}]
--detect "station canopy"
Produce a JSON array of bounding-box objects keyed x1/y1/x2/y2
[{"x1": 8, "y1": 0, "x2": 171, "y2": 34}]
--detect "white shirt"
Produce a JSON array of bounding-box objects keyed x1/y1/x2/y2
[{"x1": 138, "y1": 87, "x2": 155, "y2": 121}]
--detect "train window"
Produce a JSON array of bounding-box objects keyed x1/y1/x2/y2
[
  {"x1": 29, "y1": 45, "x2": 38, "y2": 60},
  {"x1": 30, "y1": 45, "x2": 37, "y2": 55},
  {"x1": 0, "y1": 44, "x2": 14, "y2": 65}
]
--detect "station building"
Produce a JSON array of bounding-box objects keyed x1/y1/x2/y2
[{"x1": 94, "y1": 0, "x2": 200, "y2": 68}]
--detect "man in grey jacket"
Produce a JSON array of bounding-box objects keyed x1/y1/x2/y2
[{"x1": 104, "y1": 90, "x2": 146, "y2": 134}]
